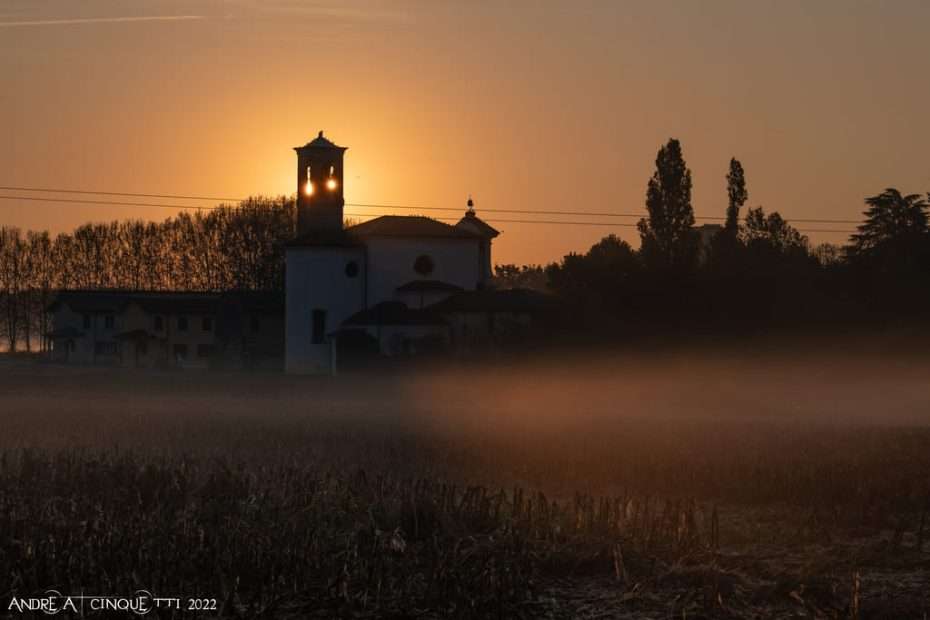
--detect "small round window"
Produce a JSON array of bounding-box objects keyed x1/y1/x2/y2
[
  {"x1": 345, "y1": 261, "x2": 359, "y2": 278},
  {"x1": 413, "y1": 254, "x2": 435, "y2": 276}
]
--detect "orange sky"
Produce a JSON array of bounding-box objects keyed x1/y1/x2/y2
[{"x1": 2, "y1": 0, "x2": 929, "y2": 265}]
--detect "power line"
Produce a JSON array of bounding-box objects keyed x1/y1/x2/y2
[
  {"x1": 0, "y1": 194, "x2": 218, "y2": 211},
  {"x1": 0, "y1": 185, "x2": 243, "y2": 203},
  {"x1": 0, "y1": 193, "x2": 858, "y2": 234},
  {"x1": 0, "y1": 194, "x2": 857, "y2": 234},
  {"x1": 0, "y1": 184, "x2": 866, "y2": 225},
  {"x1": 347, "y1": 202, "x2": 861, "y2": 226}
]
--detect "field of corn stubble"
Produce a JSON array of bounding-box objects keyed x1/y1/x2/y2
[{"x1": 1, "y1": 348, "x2": 929, "y2": 619}]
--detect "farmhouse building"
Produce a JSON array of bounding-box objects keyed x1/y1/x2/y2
[{"x1": 47, "y1": 291, "x2": 284, "y2": 369}]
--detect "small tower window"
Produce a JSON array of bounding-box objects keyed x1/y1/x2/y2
[
  {"x1": 305, "y1": 165, "x2": 314, "y2": 195},
  {"x1": 326, "y1": 165, "x2": 338, "y2": 191}
]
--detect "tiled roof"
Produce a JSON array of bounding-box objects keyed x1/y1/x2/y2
[
  {"x1": 295, "y1": 130, "x2": 346, "y2": 150},
  {"x1": 347, "y1": 216, "x2": 481, "y2": 239},
  {"x1": 428, "y1": 288, "x2": 557, "y2": 314},
  {"x1": 456, "y1": 212, "x2": 500, "y2": 238},
  {"x1": 46, "y1": 291, "x2": 218, "y2": 315},
  {"x1": 396, "y1": 280, "x2": 464, "y2": 293},
  {"x1": 344, "y1": 301, "x2": 447, "y2": 326},
  {"x1": 47, "y1": 291, "x2": 135, "y2": 314}
]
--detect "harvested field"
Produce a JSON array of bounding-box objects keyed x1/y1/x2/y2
[{"x1": 1, "y1": 348, "x2": 929, "y2": 618}]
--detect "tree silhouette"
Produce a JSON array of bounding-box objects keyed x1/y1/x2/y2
[
  {"x1": 725, "y1": 158, "x2": 747, "y2": 234},
  {"x1": 709, "y1": 158, "x2": 749, "y2": 271},
  {"x1": 849, "y1": 188, "x2": 929, "y2": 272},
  {"x1": 546, "y1": 234, "x2": 638, "y2": 307},
  {"x1": 740, "y1": 207, "x2": 811, "y2": 272},
  {"x1": 637, "y1": 139, "x2": 697, "y2": 273}
]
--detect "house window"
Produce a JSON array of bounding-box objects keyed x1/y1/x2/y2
[
  {"x1": 197, "y1": 344, "x2": 214, "y2": 358},
  {"x1": 202, "y1": 317, "x2": 212, "y2": 332},
  {"x1": 138, "y1": 342, "x2": 148, "y2": 356},
  {"x1": 66, "y1": 340, "x2": 75, "y2": 353},
  {"x1": 104, "y1": 315, "x2": 115, "y2": 329},
  {"x1": 173, "y1": 344, "x2": 188, "y2": 360},
  {"x1": 154, "y1": 315, "x2": 164, "y2": 331},
  {"x1": 178, "y1": 316, "x2": 188, "y2": 332},
  {"x1": 311, "y1": 309, "x2": 326, "y2": 345},
  {"x1": 82, "y1": 314, "x2": 91, "y2": 329},
  {"x1": 250, "y1": 316, "x2": 261, "y2": 334}
]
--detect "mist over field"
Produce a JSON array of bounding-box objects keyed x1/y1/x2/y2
[
  {"x1": 3, "y1": 338, "x2": 929, "y2": 492},
  {"x1": 3, "y1": 340, "x2": 930, "y2": 617}
]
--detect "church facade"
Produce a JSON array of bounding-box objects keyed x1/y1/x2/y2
[{"x1": 285, "y1": 132, "x2": 499, "y2": 374}]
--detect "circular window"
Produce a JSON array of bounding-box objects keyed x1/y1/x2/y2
[
  {"x1": 345, "y1": 261, "x2": 359, "y2": 278},
  {"x1": 413, "y1": 254, "x2": 435, "y2": 276}
]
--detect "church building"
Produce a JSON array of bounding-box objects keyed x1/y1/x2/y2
[{"x1": 285, "y1": 132, "x2": 500, "y2": 374}]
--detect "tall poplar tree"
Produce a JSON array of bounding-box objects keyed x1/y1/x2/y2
[
  {"x1": 637, "y1": 138, "x2": 697, "y2": 273},
  {"x1": 725, "y1": 158, "x2": 747, "y2": 234}
]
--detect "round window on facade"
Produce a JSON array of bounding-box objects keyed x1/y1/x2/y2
[
  {"x1": 345, "y1": 260, "x2": 359, "y2": 278},
  {"x1": 413, "y1": 254, "x2": 435, "y2": 276}
]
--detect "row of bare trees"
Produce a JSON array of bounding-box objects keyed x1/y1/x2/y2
[{"x1": 0, "y1": 197, "x2": 295, "y2": 352}]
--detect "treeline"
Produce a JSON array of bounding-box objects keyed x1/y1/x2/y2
[
  {"x1": 0, "y1": 198, "x2": 294, "y2": 352},
  {"x1": 496, "y1": 139, "x2": 930, "y2": 339}
]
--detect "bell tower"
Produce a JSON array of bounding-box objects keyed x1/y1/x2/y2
[{"x1": 294, "y1": 131, "x2": 347, "y2": 235}]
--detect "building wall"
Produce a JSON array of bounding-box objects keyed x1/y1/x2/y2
[
  {"x1": 50, "y1": 305, "x2": 95, "y2": 364},
  {"x1": 364, "y1": 237, "x2": 481, "y2": 306},
  {"x1": 446, "y1": 311, "x2": 534, "y2": 354},
  {"x1": 50, "y1": 301, "x2": 219, "y2": 368},
  {"x1": 285, "y1": 246, "x2": 366, "y2": 374},
  {"x1": 120, "y1": 303, "x2": 217, "y2": 368},
  {"x1": 50, "y1": 304, "x2": 123, "y2": 364},
  {"x1": 359, "y1": 323, "x2": 450, "y2": 356}
]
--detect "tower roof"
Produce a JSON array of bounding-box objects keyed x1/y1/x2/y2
[
  {"x1": 295, "y1": 130, "x2": 347, "y2": 151},
  {"x1": 346, "y1": 215, "x2": 482, "y2": 239},
  {"x1": 455, "y1": 197, "x2": 499, "y2": 238}
]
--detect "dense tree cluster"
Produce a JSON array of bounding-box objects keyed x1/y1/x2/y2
[
  {"x1": 0, "y1": 197, "x2": 294, "y2": 352},
  {"x1": 526, "y1": 139, "x2": 930, "y2": 338}
]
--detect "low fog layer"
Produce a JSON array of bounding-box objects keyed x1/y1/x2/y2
[{"x1": 2, "y1": 340, "x2": 928, "y2": 494}]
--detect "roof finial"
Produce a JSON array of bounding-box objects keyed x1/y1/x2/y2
[
  {"x1": 466, "y1": 194, "x2": 475, "y2": 215},
  {"x1": 318, "y1": 130, "x2": 324, "y2": 138}
]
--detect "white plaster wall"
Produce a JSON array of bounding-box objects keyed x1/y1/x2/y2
[
  {"x1": 360, "y1": 324, "x2": 450, "y2": 355},
  {"x1": 364, "y1": 238, "x2": 481, "y2": 305},
  {"x1": 285, "y1": 246, "x2": 366, "y2": 374}
]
